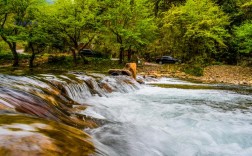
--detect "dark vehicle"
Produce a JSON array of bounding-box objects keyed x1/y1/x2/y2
[
  {"x1": 79, "y1": 49, "x2": 96, "y2": 57},
  {"x1": 156, "y1": 56, "x2": 180, "y2": 64}
]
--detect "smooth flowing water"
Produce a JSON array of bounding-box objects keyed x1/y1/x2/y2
[
  {"x1": 84, "y1": 78, "x2": 252, "y2": 156},
  {"x1": 0, "y1": 73, "x2": 252, "y2": 156}
]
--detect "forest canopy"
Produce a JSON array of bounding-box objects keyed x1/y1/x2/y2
[{"x1": 0, "y1": 0, "x2": 251, "y2": 67}]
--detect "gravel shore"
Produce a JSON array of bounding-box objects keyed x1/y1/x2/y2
[{"x1": 138, "y1": 64, "x2": 252, "y2": 86}]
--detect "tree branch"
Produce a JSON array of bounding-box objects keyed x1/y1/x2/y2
[
  {"x1": 1, "y1": 13, "x2": 8, "y2": 28},
  {"x1": 79, "y1": 35, "x2": 96, "y2": 51}
]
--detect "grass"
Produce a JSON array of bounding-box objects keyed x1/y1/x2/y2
[{"x1": 182, "y1": 65, "x2": 204, "y2": 76}]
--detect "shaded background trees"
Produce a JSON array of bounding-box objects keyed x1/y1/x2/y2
[{"x1": 0, "y1": 0, "x2": 251, "y2": 67}]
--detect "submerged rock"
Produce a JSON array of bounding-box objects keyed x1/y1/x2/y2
[
  {"x1": 0, "y1": 86, "x2": 98, "y2": 129},
  {"x1": 0, "y1": 114, "x2": 96, "y2": 156}
]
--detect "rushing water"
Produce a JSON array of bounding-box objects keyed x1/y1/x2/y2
[
  {"x1": 0, "y1": 73, "x2": 252, "y2": 156},
  {"x1": 0, "y1": 73, "x2": 139, "y2": 155},
  {"x1": 84, "y1": 78, "x2": 252, "y2": 156}
]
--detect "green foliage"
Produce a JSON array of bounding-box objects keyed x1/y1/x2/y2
[
  {"x1": 161, "y1": 0, "x2": 230, "y2": 63},
  {"x1": 0, "y1": 51, "x2": 13, "y2": 60},
  {"x1": 0, "y1": 51, "x2": 30, "y2": 60},
  {"x1": 0, "y1": 40, "x2": 8, "y2": 52},
  {"x1": 210, "y1": 0, "x2": 250, "y2": 32},
  {"x1": 240, "y1": 1, "x2": 252, "y2": 20},
  {"x1": 41, "y1": 0, "x2": 99, "y2": 50},
  {"x1": 0, "y1": 0, "x2": 46, "y2": 66},
  {"x1": 0, "y1": 0, "x2": 46, "y2": 41},
  {"x1": 151, "y1": 0, "x2": 186, "y2": 16},
  {"x1": 100, "y1": 0, "x2": 157, "y2": 62},
  {"x1": 234, "y1": 21, "x2": 252, "y2": 54},
  {"x1": 0, "y1": 0, "x2": 252, "y2": 68}
]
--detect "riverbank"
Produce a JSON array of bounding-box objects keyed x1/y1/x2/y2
[
  {"x1": 0, "y1": 54, "x2": 124, "y2": 75},
  {"x1": 1, "y1": 53, "x2": 252, "y2": 86},
  {"x1": 138, "y1": 64, "x2": 252, "y2": 86}
]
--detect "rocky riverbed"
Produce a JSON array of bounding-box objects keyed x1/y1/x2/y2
[{"x1": 138, "y1": 64, "x2": 252, "y2": 86}]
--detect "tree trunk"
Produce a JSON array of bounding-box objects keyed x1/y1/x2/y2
[
  {"x1": 11, "y1": 42, "x2": 19, "y2": 67},
  {"x1": 29, "y1": 52, "x2": 36, "y2": 68},
  {"x1": 128, "y1": 46, "x2": 132, "y2": 62},
  {"x1": 29, "y1": 44, "x2": 36, "y2": 68},
  {"x1": 1, "y1": 36, "x2": 19, "y2": 67},
  {"x1": 71, "y1": 48, "x2": 77, "y2": 65},
  {"x1": 119, "y1": 46, "x2": 124, "y2": 64}
]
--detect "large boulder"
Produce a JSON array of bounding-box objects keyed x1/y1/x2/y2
[{"x1": 124, "y1": 63, "x2": 137, "y2": 79}]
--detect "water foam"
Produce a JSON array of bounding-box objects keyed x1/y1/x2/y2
[{"x1": 86, "y1": 78, "x2": 252, "y2": 156}]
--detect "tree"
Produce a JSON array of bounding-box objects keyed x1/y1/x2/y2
[
  {"x1": 41, "y1": 0, "x2": 99, "y2": 64},
  {"x1": 101, "y1": 0, "x2": 157, "y2": 63},
  {"x1": 0, "y1": 0, "x2": 44, "y2": 66},
  {"x1": 161, "y1": 0, "x2": 230, "y2": 64},
  {"x1": 12, "y1": 0, "x2": 52, "y2": 68},
  {"x1": 19, "y1": 22, "x2": 51, "y2": 68}
]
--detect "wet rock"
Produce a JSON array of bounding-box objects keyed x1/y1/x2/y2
[
  {"x1": 99, "y1": 82, "x2": 113, "y2": 93},
  {"x1": 136, "y1": 79, "x2": 145, "y2": 84},
  {"x1": 0, "y1": 73, "x2": 143, "y2": 155},
  {"x1": 149, "y1": 73, "x2": 162, "y2": 78},
  {"x1": 0, "y1": 114, "x2": 96, "y2": 156},
  {"x1": 0, "y1": 85, "x2": 97, "y2": 129},
  {"x1": 108, "y1": 69, "x2": 132, "y2": 77}
]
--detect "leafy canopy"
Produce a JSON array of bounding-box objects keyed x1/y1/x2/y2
[
  {"x1": 101, "y1": 0, "x2": 157, "y2": 50},
  {"x1": 161, "y1": 0, "x2": 230, "y2": 63}
]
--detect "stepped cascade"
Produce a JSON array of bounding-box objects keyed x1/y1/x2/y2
[
  {"x1": 0, "y1": 73, "x2": 140, "y2": 155},
  {"x1": 1, "y1": 73, "x2": 252, "y2": 155}
]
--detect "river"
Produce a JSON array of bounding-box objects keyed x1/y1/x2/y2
[
  {"x1": 85, "y1": 77, "x2": 252, "y2": 156},
  {"x1": 0, "y1": 73, "x2": 252, "y2": 156}
]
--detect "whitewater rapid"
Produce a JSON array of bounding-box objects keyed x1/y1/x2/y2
[
  {"x1": 84, "y1": 78, "x2": 252, "y2": 156},
  {"x1": 1, "y1": 73, "x2": 252, "y2": 156}
]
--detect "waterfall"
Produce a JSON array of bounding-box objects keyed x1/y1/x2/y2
[
  {"x1": 0, "y1": 73, "x2": 140, "y2": 155},
  {"x1": 1, "y1": 73, "x2": 252, "y2": 155}
]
